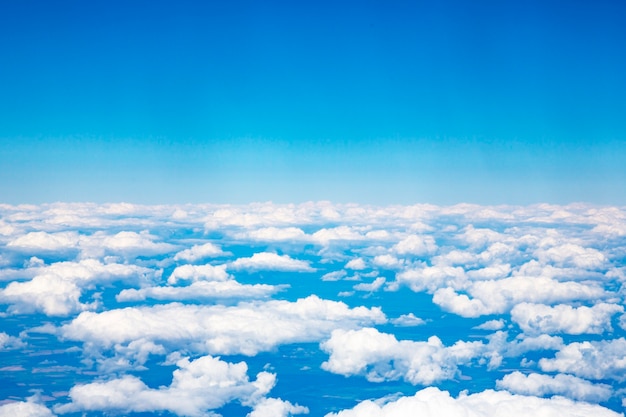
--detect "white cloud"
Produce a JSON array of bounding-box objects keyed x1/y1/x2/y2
[
  {"x1": 511, "y1": 303, "x2": 624, "y2": 335},
  {"x1": 173, "y1": 242, "x2": 227, "y2": 262},
  {"x1": 432, "y1": 277, "x2": 606, "y2": 318},
  {"x1": 116, "y1": 280, "x2": 283, "y2": 302},
  {"x1": 167, "y1": 264, "x2": 230, "y2": 284},
  {"x1": 61, "y1": 296, "x2": 386, "y2": 357},
  {"x1": 321, "y1": 328, "x2": 484, "y2": 385},
  {"x1": 321, "y1": 270, "x2": 347, "y2": 281},
  {"x1": 393, "y1": 264, "x2": 466, "y2": 293},
  {"x1": 393, "y1": 235, "x2": 437, "y2": 256},
  {"x1": 55, "y1": 355, "x2": 276, "y2": 416},
  {"x1": 390, "y1": 313, "x2": 425, "y2": 327},
  {"x1": 473, "y1": 319, "x2": 506, "y2": 331},
  {"x1": 312, "y1": 226, "x2": 365, "y2": 244},
  {"x1": 0, "y1": 332, "x2": 25, "y2": 350},
  {"x1": 372, "y1": 254, "x2": 404, "y2": 270},
  {"x1": 229, "y1": 253, "x2": 315, "y2": 272},
  {"x1": 496, "y1": 371, "x2": 613, "y2": 403},
  {"x1": 247, "y1": 398, "x2": 309, "y2": 417},
  {"x1": 535, "y1": 243, "x2": 606, "y2": 270},
  {"x1": 539, "y1": 338, "x2": 626, "y2": 381},
  {"x1": 0, "y1": 398, "x2": 55, "y2": 417},
  {"x1": 0, "y1": 259, "x2": 158, "y2": 316},
  {"x1": 353, "y1": 277, "x2": 386, "y2": 292},
  {"x1": 345, "y1": 258, "x2": 366, "y2": 270},
  {"x1": 236, "y1": 227, "x2": 307, "y2": 242},
  {"x1": 7, "y1": 231, "x2": 79, "y2": 252},
  {"x1": 324, "y1": 387, "x2": 622, "y2": 417}
]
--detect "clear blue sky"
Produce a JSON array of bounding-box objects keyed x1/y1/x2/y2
[{"x1": 1, "y1": 0, "x2": 625, "y2": 204}]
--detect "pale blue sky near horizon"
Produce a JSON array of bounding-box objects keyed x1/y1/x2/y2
[{"x1": 1, "y1": 0, "x2": 625, "y2": 205}]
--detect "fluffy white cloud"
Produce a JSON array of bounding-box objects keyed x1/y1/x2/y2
[
  {"x1": 390, "y1": 313, "x2": 425, "y2": 327},
  {"x1": 496, "y1": 371, "x2": 613, "y2": 402},
  {"x1": 321, "y1": 270, "x2": 347, "y2": 281},
  {"x1": 0, "y1": 332, "x2": 25, "y2": 350},
  {"x1": 393, "y1": 235, "x2": 437, "y2": 256},
  {"x1": 116, "y1": 280, "x2": 283, "y2": 302},
  {"x1": 473, "y1": 319, "x2": 506, "y2": 331},
  {"x1": 353, "y1": 277, "x2": 386, "y2": 292},
  {"x1": 229, "y1": 253, "x2": 315, "y2": 272},
  {"x1": 0, "y1": 399, "x2": 55, "y2": 417},
  {"x1": 61, "y1": 296, "x2": 386, "y2": 357},
  {"x1": 7, "y1": 231, "x2": 79, "y2": 252},
  {"x1": 247, "y1": 398, "x2": 309, "y2": 417},
  {"x1": 167, "y1": 264, "x2": 230, "y2": 284},
  {"x1": 235, "y1": 227, "x2": 307, "y2": 242},
  {"x1": 535, "y1": 243, "x2": 606, "y2": 270},
  {"x1": 55, "y1": 355, "x2": 276, "y2": 416},
  {"x1": 345, "y1": 258, "x2": 366, "y2": 270},
  {"x1": 321, "y1": 328, "x2": 484, "y2": 385},
  {"x1": 539, "y1": 338, "x2": 626, "y2": 381},
  {"x1": 432, "y1": 277, "x2": 606, "y2": 318},
  {"x1": 173, "y1": 242, "x2": 227, "y2": 262},
  {"x1": 324, "y1": 387, "x2": 622, "y2": 417},
  {"x1": 393, "y1": 264, "x2": 466, "y2": 293},
  {"x1": 511, "y1": 303, "x2": 624, "y2": 335},
  {"x1": 0, "y1": 259, "x2": 158, "y2": 316}
]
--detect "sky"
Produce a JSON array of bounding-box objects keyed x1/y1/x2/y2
[{"x1": 1, "y1": 0, "x2": 626, "y2": 205}]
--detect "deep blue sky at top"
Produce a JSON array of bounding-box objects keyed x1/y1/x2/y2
[{"x1": 1, "y1": 0, "x2": 625, "y2": 204}]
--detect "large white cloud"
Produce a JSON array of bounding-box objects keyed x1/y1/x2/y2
[
  {"x1": 539, "y1": 338, "x2": 626, "y2": 381},
  {"x1": 229, "y1": 252, "x2": 315, "y2": 272},
  {"x1": 167, "y1": 264, "x2": 230, "y2": 284},
  {"x1": 511, "y1": 302, "x2": 624, "y2": 335},
  {"x1": 55, "y1": 355, "x2": 284, "y2": 416},
  {"x1": 321, "y1": 328, "x2": 484, "y2": 385},
  {"x1": 0, "y1": 399, "x2": 55, "y2": 417},
  {"x1": 324, "y1": 387, "x2": 622, "y2": 417},
  {"x1": 61, "y1": 295, "x2": 386, "y2": 358},
  {"x1": 116, "y1": 280, "x2": 284, "y2": 302},
  {"x1": 496, "y1": 371, "x2": 613, "y2": 402},
  {"x1": 173, "y1": 242, "x2": 228, "y2": 262},
  {"x1": 0, "y1": 259, "x2": 158, "y2": 316}
]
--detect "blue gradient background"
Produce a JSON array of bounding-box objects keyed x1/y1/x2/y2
[{"x1": 1, "y1": 0, "x2": 625, "y2": 204}]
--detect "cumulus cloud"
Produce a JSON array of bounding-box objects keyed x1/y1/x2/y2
[
  {"x1": 511, "y1": 303, "x2": 624, "y2": 335},
  {"x1": 390, "y1": 313, "x2": 425, "y2": 327},
  {"x1": 432, "y1": 276, "x2": 606, "y2": 318},
  {"x1": 167, "y1": 264, "x2": 230, "y2": 284},
  {"x1": 247, "y1": 398, "x2": 309, "y2": 417},
  {"x1": 393, "y1": 235, "x2": 437, "y2": 256},
  {"x1": 496, "y1": 371, "x2": 613, "y2": 403},
  {"x1": 235, "y1": 227, "x2": 308, "y2": 242},
  {"x1": 321, "y1": 270, "x2": 347, "y2": 281},
  {"x1": 0, "y1": 259, "x2": 158, "y2": 316},
  {"x1": 61, "y1": 296, "x2": 386, "y2": 358},
  {"x1": 345, "y1": 258, "x2": 366, "y2": 270},
  {"x1": 474, "y1": 319, "x2": 506, "y2": 331},
  {"x1": 324, "y1": 387, "x2": 622, "y2": 417},
  {"x1": 539, "y1": 338, "x2": 626, "y2": 381},
  {"x1": 173, "y1": 242, "x2": 227, "y2": 262},
  {"x1": 353, "y1": 277, "x2": 386, "y2": 292},
  {"x1": 0, "y1": 398, "x2": 55, "y2": 417},
  {"x1": 0, "y1": 332, "x2": 25, "y2": 350},
  {"x1": 229, "y1": 253, "x2": 315, "y2": 272},
  {"x1": 116, "y1": 280, "x2": 284, "y2": 302},
  {"x1": 55, "y1": 355, "x2": 277, "y2": 416},
  {"x1": 321, "y1": 328, "x2": 484, "y2": 385}
]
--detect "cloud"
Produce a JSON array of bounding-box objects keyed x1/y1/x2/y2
[
  {"x1": 173, "y1": 242, "x2": 227, "y2": 262},
  {"x1": 116, "y1": 280, "x2": 284, "y2": 302},
  {"x1": 321, "y1": 270, "x2": 347, "y2": 281},
  {"x1": 7, "y1": 231, "x2": 79, "y2": 252},
  {"x1": 235, "y1": 227, "x2": 308, "y2": 242},
  {"x1": 432, "y1": 277, "x2": 606, "y2": 318},
  {"x1": 393, "y1": 235, "x2": 437, "y2": 256},
  {"x1": 345, "y1": 258, "x2": 366, "y2": 270},
  {"x1": 321, "y1": 328, "x2": 484, "y2": 385},
  {"x1": 0, "y1": 259, "x2": 158, "y2": 316},
  {"x1": 539, "y1": 338, "x2": 626, "y2": 381},
  {"x1": 55, "y1": 355, "x2": 277, "y2": 416},
  {"x1": 0, "y1": 399, "x2": 55, "y2": 417},
  {"x1": 473, "y1": 319, "x2": 506, "y2": 331},
  {"x1": 511, "y1": 303, "x2": 624, "y2": 335},
  {"x1": 167, "y1": 264, "x2": 230, "y2": 284},
  {"x1": 248, "y1": 398, "x2": 309, "y2": 417},
  {"x1": 0, "y1": 332, "x2": 25, "y2": 350},
  {"x1": 324, "y1": 387, "x2": 622, "y2": 417},
  {"x1": 353, "y1": 277, "x2": 386, "y2": 292},
  {"x1": 496, "y1": 371, "x2": 613, "y2": 403},
  {"x1": 61, "y1": 296, "x2": 386, "y2": 358},
  {"x1": 390, "y1": 313, "x2": 425, "y2": 327},
  {"x1": 229, "y1": 252, "x2": 315, "y2": 272}
]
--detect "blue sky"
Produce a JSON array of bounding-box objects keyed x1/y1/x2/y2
[{"x1": 1, "y1": 0, "x2": 625, "y2": 204}]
